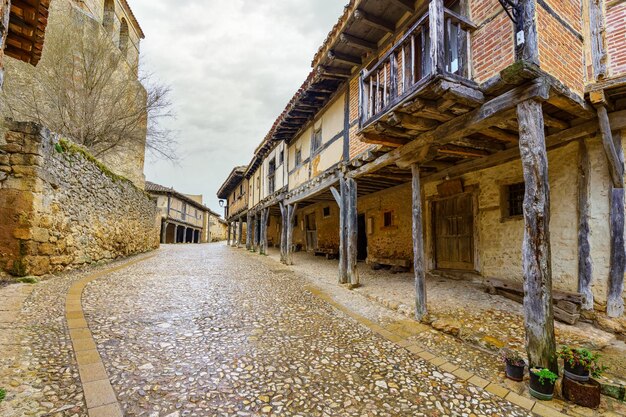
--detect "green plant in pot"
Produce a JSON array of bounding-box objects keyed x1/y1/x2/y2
[
  {"x1": 529, "y1": 368, "x2": 558, "y2": 401},
  {"x1": 557, "y1": 346, "x2": 606, "y2": 382},
  {"x1": 500, "y1": 348, "x2": 526, "y2": 381}
]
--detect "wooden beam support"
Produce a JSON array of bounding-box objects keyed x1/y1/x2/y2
[
  {"x1": 339, "y1": 33, "x2": 376, "y2": 52},
  {"x1": 285, "y1": 204, "x2": 297, "y2": 265},
  {"x1": 320, "y1": 65, "x2": 352, "y2": 78},
  {"x1": 589, "y1": 0, "x2": 607, "y2": 81},
  {"x1": 328, "y1": 50, "x2": 362, "y2": 66},
  {"x1": 577, "y1": 139, "x2": 593, "y2": 310},
  {"x1": 227, "y1": 222, "x2": 231, "y2": 246},
  {"x1": 517, "y1": 99, "x2": 557, "y2": 373},
  {"x1": 348, "y1": 79, "x2": 550, "y2": 177},
  {"x1": 412, "y1": 163, "x2": 427, "y2": 320},
  {"x1": 389, "y1": 0, "x2": 415, "y2": 13},
  {"x1": 429, "y1": 0, "x2": 445, "y2": 74},
  {"x1": 597, "y1": 105, "x2": 624, "y2": 188},
  {"x1": 608, "y1": 131, "x2": 625, "y2": 318},
  {"x1": 517, "y1": 0, "x2": 539, "y2": 65},
  {"x1": 354, "y1": 9, "x2": 395, "y2": 33},
  {"x1": 331, "y1": 182, "x2": 348, "y2": 284},
  {"x1": 237, "y1": 217, "x2": 243, "y2": 247},
  {"x1": 246, "y1": 211, "x2": 252, "y2": 250},
  {"x1": 279, "y1": 202, "x2": 287, "y2": 263},
  {"x1": 346, "y1": 177, "x2": 359, "y2": 287},
  {"x1": 388, "y1": 112, "x2": 439, "y2": 130},
  {"x1": 361, "y1": 132, "x2": 408, "y2": 147}
]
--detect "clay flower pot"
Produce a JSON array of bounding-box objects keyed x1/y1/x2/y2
[
  {"x1": 529, "y1": 369, "x2": 556, "y2": 401},
  {"x1": 562, "y1": 377, "x2": 601, "y2": 408},
  {"x1": 563, "y1": 361, "x2": 590, "y2": 382},
  {"x1": 505, "y1": 361, "x2": 525, "y2": 381}
]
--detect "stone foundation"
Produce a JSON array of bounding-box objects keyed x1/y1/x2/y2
[{"x1": 0, "y1": 120, "x2": 159, "y2": 276}]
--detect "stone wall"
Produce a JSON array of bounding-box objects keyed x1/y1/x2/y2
[{"x1": 0, "y1": 120, "x2": 159, "y2": 276}]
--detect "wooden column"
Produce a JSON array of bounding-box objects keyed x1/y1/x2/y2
[
  {"x1": 286, "y1": 204, "x2": 297, "y2": 265},
  {"x1": 254, "y1": 213, "x2": 260, "y2": 252},
  {"x1": 246, "y1": 212, "x2": 252, "y2": 250},
  {"x1": 517, "y1": 0, "x2": 539, "y2": 65},
  {"x1": 250, "y1": 213, "x2": 257, "y2": 251},
  {"x1": 608, "y1": 131, "x2": 625, "y2": 317},
  {"x1": 411, "y1": 164, "x2": 427, "y2": 320},
  {"x1": 589, "y1": 0, "x2": 607, "y2": 81},
  {"x1": 279, "y1": 202, "x2": 288, "y2": 263},
  {"x1": 577, "y1": 139, "x2": 594, "y2": 310},
  {"x1": 517, "y1": 99, "x2": 557, "y2": 373},
  {"x1": 226, "y1": 223, "x2": 231, "y2": 246},
  {"x1": 237, "y1": 217, "x2": 243, "y2": 248},
  {"x1": 160, "y1": 221, "x2": 167, "y2": 244},
  {"x1": 260, "y1": 209, "x2": 269, "y2": 255},
  {"x1": 331, "y1": 179, "x2": 348, "y2": 284},
  {"x1": 346, "y1": 178, "x2": 359, "y2": 287},
  {"x1": 429, "y1": 0, "x2": 445, "y2": 74}
]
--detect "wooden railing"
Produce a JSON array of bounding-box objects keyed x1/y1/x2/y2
[{"x1": 359, "y1": 0, "x2": 474, "y2": 128}]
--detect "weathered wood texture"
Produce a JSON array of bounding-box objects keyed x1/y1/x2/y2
[
  {"x1": 227, "y1": 222, "x2": 231, "y2": 246},
  {"x1": 608, "y1": 132, "x2": 625, "y2": 317},
  {"x1": 597, "y1": 106, "x2": 624, "y2": 188},
  {"x1": 577, "y1": 139, "x2": 593, "y2": 310},
  {"x1": 237, "y1": 218, "x2": 243, "y2": 248},
  {"x1": 346, "y1": 178, "x2": 359, "y2": 287},
  {"x1": 412, "y1": 164, "x2": 427, "y2": 320},
  {"x1": 517, "y1": 99, "x2": 557, "y2": 373},
  {"x1": 286, "y1": 204, "x2": 297, "y2": 265},
  {"x1": 331, "y1": 182, "x2": 348, "y2": 284},
  {"x1": 589, "y1": 0, "x2": 607, "y2": 81},
  {"x1": 254, "y1": 214, "x2": 260, "y2": 252},
  {"x1": 429, "y1": 0, "x2": 445, "y2": 74},
  {"x1": 279, "y1": 203, "x2": 287, "y2": 263},
  {"x1": 251, "y1": 214, "x2": 257, "y2": 252},
  {"x1": 246, "y1": 212, "x2": 252, "y2": 250},
  {"x1": 260, "y1": 209, "x2": 269, "y2": 255},
  {"x1": 517, "y1": 0, "x2": 539, "y2": 65}
]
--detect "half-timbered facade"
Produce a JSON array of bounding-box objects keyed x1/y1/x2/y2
[{"x1": 218, "y1": 0, "x2": 626, "y2": 371}]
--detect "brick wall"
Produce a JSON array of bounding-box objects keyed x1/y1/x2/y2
[
  {"x1": 0, "y1": 120, "x2": 159, "y2": 276},
  {"x1": 537, "y1": 1, "x2": 585, "y2": 95},
  {"x1": 607, "y1": 1, "x2": 626, "y2": 77}
]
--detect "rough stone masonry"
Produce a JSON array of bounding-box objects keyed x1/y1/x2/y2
[{"x1": 0, "y1": 119, "x2": 159, "y2": 276}]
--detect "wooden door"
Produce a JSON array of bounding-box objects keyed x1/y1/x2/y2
[
  {"x1": 305, "y1": 213, "x2": 318, "y2": 251},
  {"x1": 434, "y1": 193, "x2": 474, "y2": 270}
]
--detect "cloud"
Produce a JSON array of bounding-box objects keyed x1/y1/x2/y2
[{"x1": 133, "y1": 0, "x2": 346, "y2": 213}]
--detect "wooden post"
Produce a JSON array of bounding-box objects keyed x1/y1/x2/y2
[
  {"x1": 577, "y1": 139, "x2": 594, "y2": 310},
  {"x1": 226, "y1": 223, "x2": 231, "y2": 246},
  {"x1": 517, "y1": 0, "x2": 539, "y2": 65},
  {"x1": 331, "y1": 179, "x2": 348, "y2": 284},
  {"x1": 286, "y1": 204, "x2": 297, "y2": 265},
  {"x1": 279, "y1": 202, "x2": 287, "y2": 263},
  {"x1": 160, "y1": 221, "x2": 167, "y2": 244},
  {"x1": 429, "y1": 0, "x2": 445, "y2": 74},
  {"x1": 260, "y1": 208, "x2": 269, "y2": 255},
  {"x1": 237, "y1": 217, "x2": 243, "y2": 248},
  {"x1": 589, "y1": 0, "x2": 607, "y2": 81},
  {"x1": 346, "y1": 178, "x2": 359, "y2": 287},
  {"x1": 246, "y1": 212, "x2": 252, "y2": 250},
  {"x1": 517, "y1": 99, "x2": 557, "y2": 373},
  {"x1": 608, "y1": 131, "x2": 625, "y2": 317},
  {"x1": 251, "y1": 213, "x2": 257, "y2": 252},
  {"x1": 411, "y1": 164, "x2": 427, "y2": 320}
]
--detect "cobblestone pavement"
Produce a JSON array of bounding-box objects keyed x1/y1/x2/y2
[{"x1": 72, "y1": 243, "x2": 531, "y2": 416}]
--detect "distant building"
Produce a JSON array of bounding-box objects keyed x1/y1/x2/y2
[{"x1": 146, "y1": 181, "x2": 222, "y2": 244}]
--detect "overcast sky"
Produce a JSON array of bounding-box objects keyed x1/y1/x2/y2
[{"x1": 132, "y1": 1, "x2": 346, "y2": 214}]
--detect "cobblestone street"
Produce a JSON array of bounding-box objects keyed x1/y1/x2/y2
[{"x1": 0, "y1": 243, "x2": 538, "y2": 417}]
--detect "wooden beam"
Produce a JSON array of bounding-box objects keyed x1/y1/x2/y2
[
  {"x1": 361, "y1": 132, "x2": 408, "y2": 147},
  {"x1": 354, "y1": 9, "x2": 395, "y2": 33},
  {"x1": 517, "y1": 99, "x2": 557, "y2": 373},
  {"x1": 608, "y1": 132, "x2": 625, "y2": 318},
  {"x1": 389, "y1": 0, "x2": 415, "y2": 13},
  {"x1": 348, "y1": 79, "x2": 550, "y2": 177},
  {"x1": 328, "y1": 50, "x2": 361, "y2": 66},
  {"x1": 412, "y1": 163, "x2": 427, "y2": 320},
  {"x1": 597, "y1": 105, "x2": 624, "y2": 188},
  {"x1": 388, "y1": 112, "x2": 439, "y2": 131},
  {"x1": 339, "y1": 33, "x2": 376, "y2": 52},
  {"x1": 577, "y1": 139, "x2": 593, "y2": 310},
  {"x1": 589, "y1": 0, "x2": 607, "y2": 81},
  {"x1": 437, "y1": 145, "x2": 490, "y2": 158},
  {"x1": 481, "y1": 127, "x2": 519, "y2": 143},
  {"x1": 543, "y1": 114, "x2": 569, "y2": 130},
  {"x1": 320, "y1": 65, "x2": 352, "y2": 78}
]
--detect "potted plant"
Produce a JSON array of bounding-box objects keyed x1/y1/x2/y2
[
  {"x1": 500, "y1": 348, "x2": 526, "y2": 381},
  {"x1": 558, "y1": 346, "x2": 605, "y2": 382},
  {"x1": 529, "y1": 368, "x2": 558, "y2": 401}
]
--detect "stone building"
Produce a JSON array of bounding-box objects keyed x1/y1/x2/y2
[
  {"x1": 219, "y1": 0, "x2": 626, "y2": 370},
  {"x1": 146, "y1": 181, "x2": 222, "y2": 244},
  {"x1": 1, "y1": 0, "x2": 147, "y2": 188}
]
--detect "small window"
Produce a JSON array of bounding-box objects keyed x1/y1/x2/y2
[
  {"x1": 323, "y1": 206, "x2": 330, "y2": 218},
  {"x1": 383, "y1": 211, "x2": 393, "y2": 227},
  {"x1": 239, "y1": 184, "x2": 243, "y2": 195},
  {"x1": 312, "y1": 128, "x2": 322, "y2": 153},
  {"x1": 504, "y1": 182, "x2": 525, "y2": 218},
  {"x1": 278, "y1": 149, "x2": 284, "y2": 165},
  {"x1": 295, "y1": 147, "x2": 302, "y2": 166}
]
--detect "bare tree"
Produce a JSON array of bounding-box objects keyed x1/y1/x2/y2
[{"x1": 1, "y1": 2, "x2": 176, "y2": 161}]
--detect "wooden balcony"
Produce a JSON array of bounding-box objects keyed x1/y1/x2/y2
[{"x1": 359, "y1": 1, "x2": 477, "y2": 133}]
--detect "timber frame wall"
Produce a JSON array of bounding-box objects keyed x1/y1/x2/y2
[{"x1": 217, "y1": 0, "x2": 626, "y2": 370}]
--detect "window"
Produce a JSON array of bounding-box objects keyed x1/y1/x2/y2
[
  {"x1": 239, "y1": 183, "x2": 243, "y2": 196},
  {"x1": 278, "y1": 149, "x2": 284, "y2": 165},
  {"x1": 268, "y1": 159, "x2": 276, "y2": 194},
  {"x1": 295, "y1": 147, "x2": 302, "y2": 166},
  {"x1": 323, "y1": 206, "x2": 330, "y2": 218},
  {"x1": 501, "y1": 182, "x2": 525, "y2": 219},
  {"x1": 103, "y1": 0, "x2": 115, "y2": 32},
  {"x1": 119, "y1": 18, "x2": 129, "y2": 54},
  {"x1": 312, "y1": 128, "x2": 323, "y2": 153},
  {"x1": 383, "y1": 211, "x2": 393, "y2": 227}
]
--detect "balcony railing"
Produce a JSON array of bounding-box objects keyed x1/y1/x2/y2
[{"x1": 359, "y1": 1, "x2": 473, "y2": 128}]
